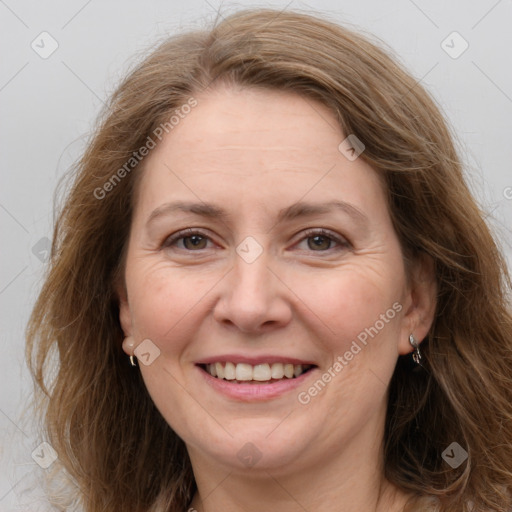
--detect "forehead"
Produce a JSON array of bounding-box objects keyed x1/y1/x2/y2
[
  {"x1": 157, "y1": 85, "x2": 342, "y2": 164},
  {"x1": 133, "y1": 86, "x2": 386, "y2": 220}
]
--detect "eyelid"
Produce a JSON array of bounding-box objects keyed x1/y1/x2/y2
[
  {"x1": 299, "y1": 228, "x2": 350, "y2": 245},
  {"x1": 162, "y1": 228, "x2": 216, "y2": 249}
]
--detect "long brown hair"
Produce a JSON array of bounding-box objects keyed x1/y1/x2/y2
[{"x1": 26, "y1": 8, "x2": 512, "y2": 512}]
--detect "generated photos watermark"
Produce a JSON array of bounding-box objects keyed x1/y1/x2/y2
[
  {"x1": 93, "y1": 97, "x2": 198, "y2": 200},
  {"x1": 31, "y1": 441, "x2": 58, "y2": 469},
  {"x1": 441, "y1": 441, "x2": 468, "y2": 469},
  {"x1": 297, "y1": 301, "x2": 403, "y2": 404}
]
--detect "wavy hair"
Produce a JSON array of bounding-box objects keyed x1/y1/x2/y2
[{"x1": 26, "y1": 8, "x2": 512, "y2": 512}]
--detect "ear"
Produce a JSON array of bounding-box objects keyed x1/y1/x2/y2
[
  {"x1": 115, "y1": 278, "x2": 133, "y2": 341},
  {"x1": 398, "y1": 253, "x2": 437, "y2": 356}
]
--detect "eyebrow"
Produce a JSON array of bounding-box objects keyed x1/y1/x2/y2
[{"x1": 145, "y1": 199, "x2": 368, "y2": 229}]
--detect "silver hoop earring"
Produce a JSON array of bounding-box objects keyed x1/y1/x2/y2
[
  {"x1": 122, "y1": 336, "x2": 138, "y2": 367},
  {"x1": 409, "y1": 334, "x2": 421, "y2": 365}
]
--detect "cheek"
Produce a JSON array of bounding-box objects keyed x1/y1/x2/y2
[
  {"x1": 127, "y1": 254, "x2": 406, "y2": 355},
  {"x1": 289, "y1": 262, "x2": 405, "y2": 346},
  {"x1": 293, "y1": 265, "x2": 404, "y2": 410},
  {"x1": 126, "y1": 261, "x2": 216, "y2": 350}
]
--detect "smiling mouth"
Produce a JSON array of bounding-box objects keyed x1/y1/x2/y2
[{"x1": 199, "y1": 362, "x2": 316, "y2": 383}]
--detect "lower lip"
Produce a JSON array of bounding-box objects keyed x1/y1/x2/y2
[{"x1": 197, "y1": 365, "x2": 316, "y2": 401}]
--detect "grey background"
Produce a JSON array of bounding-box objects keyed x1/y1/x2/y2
[{"x1": 1, "y1": 0, "x2": 511, "y2": 509}]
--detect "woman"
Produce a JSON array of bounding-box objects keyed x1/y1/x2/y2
[{"x1": 26, "y1": 8, "x2": 512, "y2": 512}]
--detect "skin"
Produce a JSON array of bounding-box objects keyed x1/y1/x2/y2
[{"x1": 118, "y1": 84, "x2": 437, "y2": 511}]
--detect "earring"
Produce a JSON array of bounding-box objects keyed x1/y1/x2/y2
[
  {"x1": 409, "y1": 334, "x2": 421, "y2": 365},
  {"x1": 122, "y1": 336, "x2": 137, "y2": 367}
]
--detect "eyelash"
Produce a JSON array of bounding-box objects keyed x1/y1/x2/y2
[{"x1": 162, "y1": 228, "x2": 351, "y2": 254}]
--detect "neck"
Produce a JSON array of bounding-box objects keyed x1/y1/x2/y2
[{"x1": 188, "y1": 465, "x2": 408, "y2": 512}]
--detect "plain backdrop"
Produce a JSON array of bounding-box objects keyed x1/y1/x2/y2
[{"x1": 1, "y1": 0, "x2": 511, "y2": 509}]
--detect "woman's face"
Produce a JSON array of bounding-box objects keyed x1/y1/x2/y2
[{"x1": 119, "y1": 85, "x2": 434, "y2": 476}]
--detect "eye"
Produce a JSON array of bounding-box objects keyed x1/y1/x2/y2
[
  {"x1": 162, "y1": 229, "x2": 214, "y2": 251},
  {"x1": 161, "y1": 228, "x2": 350, "y2": 253},
  {"x1": 295, "y1": 228, "x2": 350, "y2": 252}
]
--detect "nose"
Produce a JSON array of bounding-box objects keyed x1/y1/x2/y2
[{"x1": 212, "y1": 246, "x2": 293, "y2": 335}]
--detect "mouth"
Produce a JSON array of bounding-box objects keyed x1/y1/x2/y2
[{"x1": 198, "y1": 362, "x2": 316, "y2": 384}]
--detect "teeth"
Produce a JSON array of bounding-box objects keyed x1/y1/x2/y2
[
  {"x1": 224, "y1": 362, "x2": 236, "y2": 380},
  {"x1": 253, "y1": 363, "x2": 271, "y2": 381},
  {"x1": 235, "y1": 363, "x2": 253, "y2": 381},
  {"x1": 271, "y1": 363, "x2": 284, "y2": 379},
  {"x1": 205, "y1": 362, "x2": 311, "y2": 381},
  {"x1": 215, "y1": 362, "x2": 224, "y2": 379}
]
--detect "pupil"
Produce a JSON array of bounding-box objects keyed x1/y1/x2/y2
[
  {"x1": 309, "y1": 235, "x2": 330, "y2": 250},
  {"x1": 186, "y1": 235, "x2": 205, "y2": 249},
  {"x1": 183, "y1": 235, "x2": 331, "y2": 250}
]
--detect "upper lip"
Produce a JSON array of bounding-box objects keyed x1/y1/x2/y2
[{"x1": 196, "y1": 354, "x2": 317, "y2": 366}]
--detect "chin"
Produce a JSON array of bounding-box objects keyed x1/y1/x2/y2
[{"x1": 184, "y1": 417, "x2": 322, "y2": 473}]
